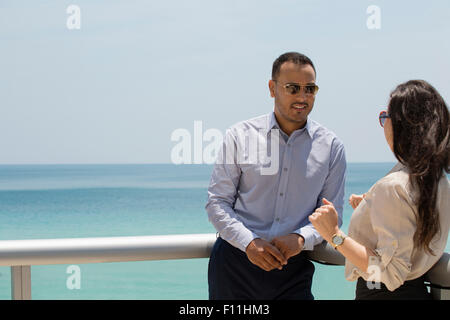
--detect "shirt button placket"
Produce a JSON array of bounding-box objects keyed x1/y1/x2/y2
[
  {"x1": 273, "y1": 142, "x2": 290, "y2": 237},
  {"x1": 271, "y1": 144, "x2": 287, "y2": 238}
]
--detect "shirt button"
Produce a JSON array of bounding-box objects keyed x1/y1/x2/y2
[
  {"x1": 280, "y1": 192, "x2": 283, "y2": 196},
  {"x1": 283, "y1": 168, "x2": 288, "y2": 172},
  {"x1": 275, "y1": 218, "x2": 280, "y2": 222}
]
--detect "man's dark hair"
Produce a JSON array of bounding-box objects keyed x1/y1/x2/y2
[{"x1": 271, "y1": 52, "x2": 316, "y2": 80}]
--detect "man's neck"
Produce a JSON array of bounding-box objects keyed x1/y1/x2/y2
[{"x1": 273, "y1": 113, "x2": 307, "y2": 137}]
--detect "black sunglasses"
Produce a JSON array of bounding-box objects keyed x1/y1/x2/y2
[
  {"x1": 274, "y1": 81, "x2": 319, "y2": 96},
  {"x1": 379, "y1": 110, "x2": 390, "y2": 127}
]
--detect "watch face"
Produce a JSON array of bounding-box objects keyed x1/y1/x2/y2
[{"x1": 332, "y1": 235, "x2": 343, "y2": 246}]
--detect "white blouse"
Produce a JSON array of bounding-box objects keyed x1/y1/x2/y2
[{"x1": 345, "y1": 163, "x2": 450, "y2": 291}]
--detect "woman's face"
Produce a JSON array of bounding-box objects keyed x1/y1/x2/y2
[{"x1": 384, "y1": 114, "x2": 394, "y2": 153}]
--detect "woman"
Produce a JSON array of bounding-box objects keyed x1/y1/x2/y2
[{"x1": 309, "y1": 80, "x2": 450, "y2": 300}]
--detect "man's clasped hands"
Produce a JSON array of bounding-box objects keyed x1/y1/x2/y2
[{"x1": 245, "y1": 193, "x2": 366, "y2": 271}]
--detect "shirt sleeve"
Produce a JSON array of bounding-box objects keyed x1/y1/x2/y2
[
  {"x1": 364, "y1": 177, "x2": 415, "y2": 291},
  {"x1": 295, "y1": 138, "x2": 347, "y2": 251},
  {"x1": 205, "y1": 129, "x2": 259, "y2": 252}
]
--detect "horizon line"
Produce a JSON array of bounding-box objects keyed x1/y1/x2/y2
[{"x1": 0, "y1": 162, "x2": 397, "y2": 166}]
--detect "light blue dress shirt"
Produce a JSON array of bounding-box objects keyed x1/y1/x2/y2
[{"x1": 205, "y1": 112, "x2": 346, "y2": 252}]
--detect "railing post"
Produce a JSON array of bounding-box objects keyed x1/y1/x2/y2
[
  {"x1": 431, "y1": 287, "x2": 450, "y2": 300},
  {"x1": 11, "y1": 266, "x2": 31, "y2": 300},
  {"x1": 441, "y1": 289, "x2": 450, "y2": 300}
]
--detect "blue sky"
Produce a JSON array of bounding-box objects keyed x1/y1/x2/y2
[{"x1": 1, "y1": 0, "x2": 449, "y2": 164}]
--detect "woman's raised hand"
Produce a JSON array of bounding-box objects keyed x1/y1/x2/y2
[{"x1": 349, "y1": 193, "x2": 366, "y2": 209}]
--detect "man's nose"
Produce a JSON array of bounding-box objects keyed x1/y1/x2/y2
[
  {"x1": 295, "y1": 90, "x2": 309, "y2": 102},
  {"x1": 296, "y1": 87, "x2": 308, "y2": 99}
]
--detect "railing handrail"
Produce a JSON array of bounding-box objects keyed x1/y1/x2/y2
[
  {"x1": 0, "y1": 233, "x2": 448, "y2": 300},
  {"x1": 0, "y1": 234, "x2": 215, "y2": 266}
]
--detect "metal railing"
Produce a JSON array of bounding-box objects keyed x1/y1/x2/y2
[{"x1": 0, "y1": 233, "x2": 448, "y2": 300}]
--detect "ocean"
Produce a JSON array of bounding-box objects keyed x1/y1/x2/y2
[{"x1": 0, "y1": 163, "x2": 448, "y2": 300}]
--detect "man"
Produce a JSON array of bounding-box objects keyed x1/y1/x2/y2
[{"x1": 206, "y1": 52, "x2": 346, "y2": 299}]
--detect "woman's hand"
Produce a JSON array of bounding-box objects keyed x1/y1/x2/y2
[
  {"x1": 308, "y1": 198, "x2": 340, "y2": 243},
  {"x1": 348, "y1": 193, "x2": 366, "y2": 209}
]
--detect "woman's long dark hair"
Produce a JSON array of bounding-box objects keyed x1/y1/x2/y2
[{"x1": 388, "y1": 80, "x2": 450, "y2": 255}]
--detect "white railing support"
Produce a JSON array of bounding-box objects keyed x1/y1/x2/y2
[
  {"x1": 426, "y1": 252, "x2": 450, "y2": 300},
  {"x1": 11, "y1": 265, "x2": 31, "y2": 300}
]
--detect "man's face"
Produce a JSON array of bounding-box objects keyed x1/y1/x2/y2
[{"x1": 269, "y1": 62, "x2": 317, "y2": 130}]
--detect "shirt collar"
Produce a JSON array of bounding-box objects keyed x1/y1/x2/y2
[
  {"x1": 267, "y1": 112, "x2": 279, "y2": 132},
  {"x1": 386, "y1": 162, "x2": 407, "y2": 176},
  {"x1": 266, "y1": 112, "x2": 316, "y2": 139}
]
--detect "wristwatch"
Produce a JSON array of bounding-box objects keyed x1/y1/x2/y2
[{"x1": 331, "y1": 233, "x2": 346, "y2": 250}]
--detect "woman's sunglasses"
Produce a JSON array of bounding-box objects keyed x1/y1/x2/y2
[{"x1": 379, "y1": 110, "x2": 391, "y2": 127}]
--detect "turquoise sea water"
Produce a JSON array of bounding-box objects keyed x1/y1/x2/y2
[{"x1": 0, "y1": 163, "x2": 448, "y2": 300}]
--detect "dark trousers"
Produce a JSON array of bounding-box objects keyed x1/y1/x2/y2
[
  {"x1": 355, "y1": 275, "x2": 432, "y2": 300},
  {"x1": 208, "y1": 237, "x2": 315, "y2": 300}
]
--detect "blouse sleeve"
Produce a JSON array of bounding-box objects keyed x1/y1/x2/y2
[{"x1": 364, "y1": 177, "x2": 416, "y2": 291}]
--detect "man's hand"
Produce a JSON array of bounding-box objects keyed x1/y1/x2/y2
[
  {"x1": 246, "y1": 238, "x2": 288, "y2": 271},
  {"x1": 349, "y1": 193, "x2": 366, "y2": 209},
  {"x1": 271, "y1": 233, "x2": 305, "y2": 261}
]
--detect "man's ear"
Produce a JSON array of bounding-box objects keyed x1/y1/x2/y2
[{"x1": 268, "y1": 80, "x2": 275, "y2": 98}]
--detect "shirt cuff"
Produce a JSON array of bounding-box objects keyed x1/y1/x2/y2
[
  {"x1": 295, "y1": 226, "x2": 322, "y2": 251},
  {"x1": 222, "y1": 229, "x2": 260, "y2": 253},
  {"x1": 239, "y1": 231, "x2": 260, "y2": 252}
]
